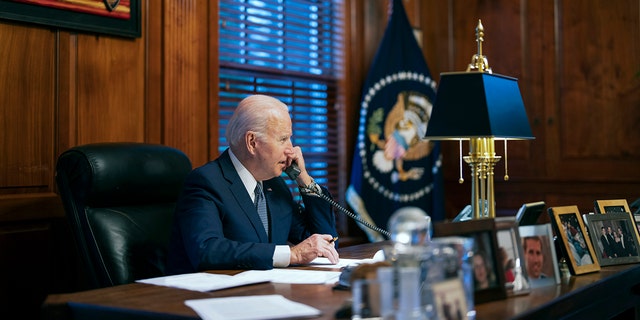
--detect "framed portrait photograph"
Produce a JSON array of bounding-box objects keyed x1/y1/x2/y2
[
  {"x1": 432, "y1": 278, "x2": 468, "y2": 320},
  {"x1": 548, "y1": 205, "x2": 600, "y2": 275},
  {"x1": 495, "y1": 217, "x2": 530, "y2": 296},
  {"x1": 585, "y1": 212, "x2": 640, "y2": 266},
  {"x1": 594, "y1": 199, "x2": 631, "y2": 214},
  {"x1": 433, "y1": 218, "x2": 507, "y2": 304},
  {"x1": 518, "y1": 224, "x2": 561, "y2": 288}
]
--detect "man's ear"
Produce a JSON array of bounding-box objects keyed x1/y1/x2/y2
[{"x1": 246, "y1": 131, "x2": 258, "y2": 154}]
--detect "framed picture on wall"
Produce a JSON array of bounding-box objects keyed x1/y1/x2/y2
[
  {"x1": 548, "y1": 205, "x2": 600, "y2": 275},
  {"x1": 0, "y1": 0, "x2": 141, "y2": 38},
  {"x1": 585, "y1": 212, "x2": 640, "y2": 266},
  {"x1": 433, "y1": 218, "x2": 507, "y2": 304}
]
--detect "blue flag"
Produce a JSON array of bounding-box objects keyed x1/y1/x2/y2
[{"x1": 347, "y1": 0, "x2": 444, "y2": 241}]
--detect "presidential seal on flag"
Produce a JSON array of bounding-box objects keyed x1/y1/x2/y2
[{"x1": 347, "y1": 0, "x2": 444, "y2": 242}]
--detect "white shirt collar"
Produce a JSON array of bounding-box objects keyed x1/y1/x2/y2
[{"x1": 228, "y1": 149, "x2": 259, "y2": 202}]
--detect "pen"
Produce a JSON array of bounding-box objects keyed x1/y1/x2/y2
[{"x1": 329, "y1": 236, "x2": 339, "y2": 244}]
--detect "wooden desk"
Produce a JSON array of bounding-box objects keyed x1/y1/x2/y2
[
  {"x1": 476, "y1": 263, "x2": 640, "y2": 319},
  {"x1": 42, "y1": 242, "x2": 379, "y2": 320},
  {"x1": 43, "y1": 241, "x2": 640, "y2": 320}
]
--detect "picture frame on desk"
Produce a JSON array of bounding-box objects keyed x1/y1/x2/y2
[
  {"x1": 585, "y1": 212, "x2": 640, "y2": 267},
  {"x1": 594, "y1": 199, "x2": 631, "y2": 214},
  {"x1": 518, "y1": 224, "x2": 561, "y2": 288},
  {"x1": 432, "y1": 278, "x2": 468, "y2": 320},
  {"x1": 548, "y1": 205, "x2": 600, "y2": 275},
  {"x1": 495, "y1": 217, "x2": 530, "y2": 296},
  {"x1": 433, "y1": 218, "x2": 507, "y2": 304},
  {"x1": 515, "y1": 201, "x2": 546, "y2": 226}
]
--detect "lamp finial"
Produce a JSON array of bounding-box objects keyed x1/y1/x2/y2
[{"x1": 467, "y1": 19, "x2": 492, "y2": 73}]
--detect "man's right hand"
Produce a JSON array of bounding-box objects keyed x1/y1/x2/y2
[{"x1": 290, "y1": 234, "x2": 339, "y2": 265}]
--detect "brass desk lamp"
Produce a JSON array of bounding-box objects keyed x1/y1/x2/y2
[{"x1": 425, "y1": 20, "x2": 534, "y2": 219}]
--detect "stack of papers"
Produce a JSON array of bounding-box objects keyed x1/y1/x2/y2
[
  {"x1": 138, "y1": 252, "x2": 386, "y2": 319},
  {"x1": 185, "y1": 294, "x2": 321, "y2": 320},
  {"x1": 137, "y1": 268, "x2": 342, "y2": 292},
  {"x1": 136, "y1": 251, "x2": 387, "y2": 319},
  {"x1": 137, "y1": 272, "x2": 267, "y2": 292}
]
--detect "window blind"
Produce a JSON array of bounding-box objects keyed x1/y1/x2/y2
[{"x1": 218, "y1": 0, "x2": 343, "y2": 195}]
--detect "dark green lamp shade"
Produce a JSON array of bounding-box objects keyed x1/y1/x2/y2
[{"x1": 425, "y1": 72, "x2": 534, "y2": 140}]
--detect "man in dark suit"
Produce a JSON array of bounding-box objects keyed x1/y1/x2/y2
[
  {"x1": 166, "y1": 95, "x2": 339, "y2": 274},
  {"x1": 616, "y1": 226, "x2": 634, "y2": 257},
  {"x1": 606, "y1": 226, "x2": 617, "y2": 257},
  {"x1": 600, "y1": 226, "x2": 614, "y2": 258}
]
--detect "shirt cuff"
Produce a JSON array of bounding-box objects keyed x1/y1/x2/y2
[{"x1": 273, "y1": 245, "x2": 291, "y2": 267}]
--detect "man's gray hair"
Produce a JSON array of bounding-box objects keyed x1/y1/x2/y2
[{"x1": 225, "y1": 95, "x2": 289, "y2": 148}]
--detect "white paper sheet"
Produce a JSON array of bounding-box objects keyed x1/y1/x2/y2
[
  {"x1": 136, "y1": 272, "x2": 267, "y2": 292},
  {"x1": 238, "y1": 268, "x2": 341, "y2": 284},
  {"x1": 307, "y1": 249, "x2": 386, "y2": 268},
  {"x1": 185, "y1": 294, "x2": 321, "y2": 320}
]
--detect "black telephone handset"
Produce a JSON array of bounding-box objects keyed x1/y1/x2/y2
[
  {"x1": 285, "y1": 161, "x2": 390, "y2": 238},
  {"x1": 284, "y1": 162, "x2": 302, "y2": 181}
]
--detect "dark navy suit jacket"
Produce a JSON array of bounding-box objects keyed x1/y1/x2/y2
[{"x1": 166, "y1": 149, "x2": 337, "y2": 274}]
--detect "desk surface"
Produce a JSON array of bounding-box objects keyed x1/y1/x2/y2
[{"x1": 43, "y1": 241, "x2": 640, "y2": 320}]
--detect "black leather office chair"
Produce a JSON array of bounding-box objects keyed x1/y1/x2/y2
[{"x1": 55, "y1": 142, "x2": 192, "y2": 289}]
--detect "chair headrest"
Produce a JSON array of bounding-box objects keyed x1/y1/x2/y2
[{"x1": 56, "y1": 142, "x2": 192, "y2": 207}]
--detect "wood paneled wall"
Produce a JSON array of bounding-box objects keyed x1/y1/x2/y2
[
  {"x1": 0, "y1": 1, "x2": 215, "y2": 317},
  {"x1": 0, "y1": 0, "x2": 638, "y2": 317},
  {"x1": 416, "y1": 0, "x2": 640, "y2": 218}
]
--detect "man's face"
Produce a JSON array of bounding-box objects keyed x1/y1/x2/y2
[
  {"x1": 525, "y1": 238, "x2": 544, "y2": 279},
  {"x1": 254, "y1": 112, "x2": 294, "y2": 180}
]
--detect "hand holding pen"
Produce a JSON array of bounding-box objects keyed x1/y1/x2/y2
[{"x1": 290, "y1": 234, "x2": 340, "y2": 265}]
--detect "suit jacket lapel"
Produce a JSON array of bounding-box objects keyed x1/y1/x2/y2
[{"x1": 219, "y1": 150, "x2": 269, "y2": 242}]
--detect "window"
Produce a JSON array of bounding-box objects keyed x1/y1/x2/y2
[{"x1": 218, "y1": 0, "x2": 344, "y2": 196}]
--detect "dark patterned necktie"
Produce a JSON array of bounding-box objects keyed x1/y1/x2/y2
[{"x1": 254, "y1": 182, "x2": 269, "y2": 235}]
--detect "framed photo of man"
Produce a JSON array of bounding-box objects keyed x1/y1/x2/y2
[
  {"x1": 585, "y1": 212, "x2": 640, "y2": 266},
  {"x1": 518, "y1": 223, "x2": 561, "y2": 288},
  {"x1": 548, "y1": 205, "x2": 600, "y2": 275}
]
